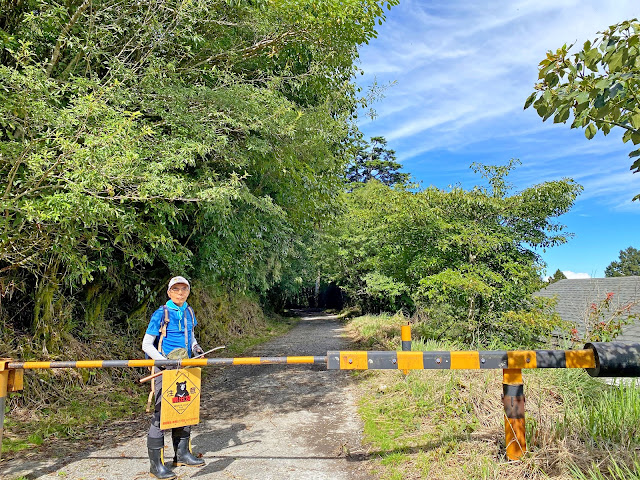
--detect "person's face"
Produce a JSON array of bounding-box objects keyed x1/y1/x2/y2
[{"x1": 168, "y1": 283, "x2": 190, "y2": 306}]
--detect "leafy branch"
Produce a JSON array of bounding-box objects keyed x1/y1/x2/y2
[
  {"x1": 525, "y1": 18, "x2": 640, "y2": 200},
  {"x1": 46, "y1": 0, "x2": 92, "y2": 77}
]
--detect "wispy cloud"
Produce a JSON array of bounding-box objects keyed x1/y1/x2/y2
[{"x1": 359, "y1": 0, "x2": 639, "y2": 152}]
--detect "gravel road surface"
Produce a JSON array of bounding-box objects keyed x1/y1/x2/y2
[{"x1": 1, "y1": 310, "x2": 373, "y2": 480}]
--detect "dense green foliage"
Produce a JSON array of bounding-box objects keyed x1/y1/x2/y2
[
  {"x1": 0, "y1": 1, "x2": 582, "y2": 353},
  {"x1": 525, "y1": 18, "x2": 640, "y2": 200},
  {"x1": 605, "y1": 246, "x2": 640, "y2": 276},
  {"x1": 0, "y1": 0, "x2": 397, "y2": 352},
  {"x1": 320, "y1": 160, "x2": 580, "y2": 346}
]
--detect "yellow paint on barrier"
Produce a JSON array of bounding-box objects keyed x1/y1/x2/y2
[
  {"x1": 233, "y1": 357, "x2": 262, "y2": 365},
  {"x1": 182, "y1": 358, "x2": 208, "y2": 367},
  {"x1": 8, "y1": 369, "x2": 23, "y2": 392},
  {"x1": 451, "y1": 351, "x2": 480, "y2": 369},
  {"x1": 508, "y1": 351, "x2": 537, "y2": 369},
  {"x1": 160, "y1": 368, "x2": 201, "y2": 430},
  {"x1": 339, "y1": 352, "x2": 368, "y2": 370},
  {"x1": 20, "y1": 362, "x2": 52, "y2": 369},
  {"x1": 75, "y1": 361, "x2": 104, "y2": 369},
  {"x1": 397, "y1": 351, "x2": 423, "y2": 370},
  {"x1": 401, "y1": 325, "x2": 411, "y2": 341},
  {"x1": 505, "y1": 417, "x2": 526, "y2": 460},
  {"x1": 565, "y1": 349, "x2": 595, "y2": 369},
  {"x1": 0, "y1": 370, "x2": 7, "y2": 397},
  {"x1": 129, "y1": 360, "x2": 156, "y2": 367},
  {"x1": 287, "y1": 356, "x2": 316, "y2": 364}
]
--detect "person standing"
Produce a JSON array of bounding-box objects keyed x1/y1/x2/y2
[{"x1": 142, "y1": 276, "x2": 206, "y2": 479}]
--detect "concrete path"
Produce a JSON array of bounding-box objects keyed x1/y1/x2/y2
[{"x1": 1, "y1": 311, "x2": 372, "y2": 480}]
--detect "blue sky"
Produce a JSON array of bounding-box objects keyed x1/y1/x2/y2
[{"x1": 355, "y1": 0, "x2": 640, "y2": 279}]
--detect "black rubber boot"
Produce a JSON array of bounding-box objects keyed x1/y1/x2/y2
[
  {"x1": 172, "y1": 433, "x2": 205, "y2": 467},
  {"x1": 148, "y1": 437, "x2": 177, "y2": 479}
]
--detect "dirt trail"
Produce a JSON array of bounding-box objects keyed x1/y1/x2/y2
[{"x1": 1, "y1": 310, "x2": 373, "y2": 480}]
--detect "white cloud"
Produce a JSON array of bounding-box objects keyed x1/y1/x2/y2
[{"x1": 562, "y1": 271, "x2": 591, "y2": 279}]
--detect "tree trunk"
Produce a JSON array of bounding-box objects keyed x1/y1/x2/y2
[{"x1": 314, "y1": 271, "x2": 320, "y2": 308}]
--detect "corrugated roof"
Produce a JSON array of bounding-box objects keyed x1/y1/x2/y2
[{"x1": 535, "y1": 277, "x2": 640, "y2": 342}]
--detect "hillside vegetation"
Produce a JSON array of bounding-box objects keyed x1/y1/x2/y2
[{"x1": 1, "y1": 0, "x2": 395, "y2": 456}]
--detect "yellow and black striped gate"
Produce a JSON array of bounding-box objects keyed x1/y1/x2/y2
[{"x1": 2, "y1": 334, "x2": 639, "y2": 461}]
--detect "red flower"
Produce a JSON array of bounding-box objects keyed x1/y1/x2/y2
[
  {"x1": 606, "y1": 292, "x2": 615, "y2": 300},
  {"x1": 591, "y1": 303, "x2": 598, "y2": 310},
  {"x1": 571, "y1": 328, "x2": 578, "y2": 334}
]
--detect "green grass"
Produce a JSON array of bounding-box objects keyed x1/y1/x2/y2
[
  {"x1": 347, "y1": 313, "x2": 405, "y2": 349},
  {"x1": 570, "y1": 456, "x2": 640, "y2": 479},
  {"x1": 348, "y1": 313, "x2": 640, "y2": 480},
  {"x1": 2, "y1": 383, "x2": 148, "y2": 456},
  {"x1": 563, "y1": 378, "x2": 640, "y2": 446}
]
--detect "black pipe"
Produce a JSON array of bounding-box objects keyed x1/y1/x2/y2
[{"x1": 584, "y1": 342, "x2": 640, "y2": 377}]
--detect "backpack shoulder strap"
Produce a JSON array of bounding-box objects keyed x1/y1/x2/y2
[
  {"x1": 146, "y1": 306, "x2": 170, "y2": 412},
  {"x1": 160, "y1": 305, "x2": 170, "y2": 335},
  {"x1": 187, "y1": 306, "x2": 195, "y2": 327},
  {"x1": 156, "y1": 306, "x2": 170, "y2": 352}
]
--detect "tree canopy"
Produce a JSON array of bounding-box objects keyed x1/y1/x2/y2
[
  {"x1": 345, "y1": 135, "x2": 409, "y2": 186},
  {"x1": 318, "y1": 160, "x2": 581, "y2": 346},
  {"x1": 548, "y1": 269, "x2": 567, "y2": 284},
  {"x1": 0, "y1": 0, "x2": 398, "y2": 350},
  {"x1": 0, "y1": 0, "x2": 584, "y2": 355},
  {"x1": 524, "y1": 18, "x2": 640, "y2": 200},
  {"x1": 605, "y1": 246, "x2": 640, "y2": 276}
]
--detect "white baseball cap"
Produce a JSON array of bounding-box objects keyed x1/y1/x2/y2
[{"x1": 168, "y1": 276, "x2": 190, "y2": 291}]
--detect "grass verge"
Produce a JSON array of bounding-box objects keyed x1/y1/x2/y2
[{"x1": 348, "y1": 313, "x2": 640, "y2": 479}]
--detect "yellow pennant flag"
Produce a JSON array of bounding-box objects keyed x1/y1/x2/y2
[{"x1": 160, "y1": 368, "x2": 201, "y2": 430}]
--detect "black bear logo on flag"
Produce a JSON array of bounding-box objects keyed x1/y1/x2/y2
[{"x1": 174, "y1": 381, "x2": 190, "y2": 402}]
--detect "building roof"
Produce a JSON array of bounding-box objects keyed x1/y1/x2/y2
[{"x1": 535, "y1": 277, "x2": 640, "y2": 343}]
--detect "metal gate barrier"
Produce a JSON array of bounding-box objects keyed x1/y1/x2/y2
[{"x1": 2, "y1": 325, "x2": 639, "y2": 461}]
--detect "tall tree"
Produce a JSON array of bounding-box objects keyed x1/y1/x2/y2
[
  {"x1": 605, "y1": 246, "x2": 640, "y2": 276},
  {"x1": 524, "y1": 19, "x2": 640, "y2": 200},
  {"x1": 548, "y1": 269, "x2": 567, "y2": 284},
  {"x1": 346, "y1": 136, "x2": 409, "y2": 186}
]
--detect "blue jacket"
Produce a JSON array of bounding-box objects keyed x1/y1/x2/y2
[{"x1": 145, "y1": 302, "x2": 197, "y2": 357}]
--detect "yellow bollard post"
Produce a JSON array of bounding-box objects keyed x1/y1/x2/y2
[
  {"x1": 502, "y1": 368, "x2": 526, "y2": 460},
  {"x1": 0, "y1": 360, "x2": 9, "y2": 461},
  {"x1": 400, "y1": 324, "x2": 412, "y2": 375},
  {"x1": 401, "y1": 324, "x2": 412, "y2": 351}
]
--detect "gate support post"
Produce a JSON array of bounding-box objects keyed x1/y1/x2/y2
[
  {"x1": 401, "y1": 324, "x2": 412, "y2": 351},
  {"x1": 0, "y1": 360, "x2": 9, "y2": 460},
  {"x1": 502, "y1": 368, "x2": 526, "y2": 460},
  {"x1": 400, "y1": 324, "x2": 412, "y2": 375}
]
